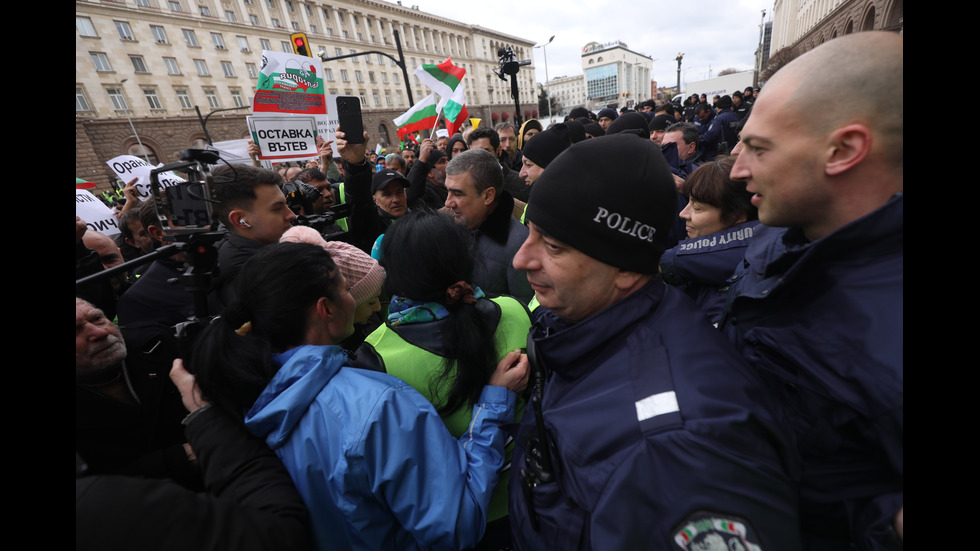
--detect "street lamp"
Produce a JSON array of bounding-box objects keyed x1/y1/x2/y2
[
  {"x1": 754, "y1": 9, "x2": 767, "y2": 87},
  {"x1": 535, "y1": 35, "x2": 554, "y2": 123},
  {"x1": 118, "y1": 78, "x2": 150, "y2": 164},
  {"x1": 675, "y1": 53, "x2": 684, "y2": 97}
]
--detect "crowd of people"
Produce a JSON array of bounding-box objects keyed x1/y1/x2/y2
[{"x1": 76, "y1": 31, "x2": 902, "y2": 551}]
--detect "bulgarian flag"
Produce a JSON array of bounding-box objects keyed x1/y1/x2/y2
[
  {"x1": 394, "y1": 94, "x2": 439, "y2": 138},
  {"x1": 414, "y1": 57, "x2": 466, "y2": 99},
  {"x1": 439, "y1": 83, "x2": 468, "y2": 136}
]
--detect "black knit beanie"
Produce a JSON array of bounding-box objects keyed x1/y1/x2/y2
[
  {"x1": 606, "y1": 112, "x2": 652, "y2": 136},
  {"x1": 582, "y1": 121, "x2": 605, "y2": 137},
  {"x1": 563, "y1": 119, "x2": 587, "y2": 143},
  {"x1": 525, "y1": 133, "x2": 676, "y2": 273},
  {"x1": 522, "y1": 123, "x2": 571, "y2": 168}
]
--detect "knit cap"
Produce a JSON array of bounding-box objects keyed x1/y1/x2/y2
[
  {"x1": 280, "y1": 226, "x2": 386, "y2": 305},
  {"x1": 525, "y1": 133, "x2": 676, "y2": 273},
  {"x1": 597, "y1": 108, "x2": 619, "y2": 121},
  {"x1": 522, "y1": 123, "x2": 572, "y2": 168},
  {"x1": 582, "y1": 121, "x2": 605, "y2": 138},
  {"x1": 606, "y1": 112, "x2": 652, "y2": 136}
]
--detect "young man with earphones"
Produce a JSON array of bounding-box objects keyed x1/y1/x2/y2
[{"x1": 211, "y1": 164, "x2": 297, "y2": 309}]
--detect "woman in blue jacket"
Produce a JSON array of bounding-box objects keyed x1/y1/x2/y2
[{"x1": 189, "y1": 242, "x2": 528, "y2": 551}]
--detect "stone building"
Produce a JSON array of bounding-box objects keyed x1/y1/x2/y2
[
  {"x1": 770, "y1": 0, "x2": 903, "y2": 62},
  {"x1": 76, "y1": 0, "x2": 536, "y2": 190}
]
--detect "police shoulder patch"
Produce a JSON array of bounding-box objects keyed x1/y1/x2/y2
[{"x1": 671, "y1": 511, "x2": 762, "y2": 551}]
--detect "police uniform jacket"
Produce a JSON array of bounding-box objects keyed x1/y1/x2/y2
[
  {"x1": 722, "y1": 193, "x2": 903, "y2": 550},
  {"x1": 509, "y1": 277, "x2": 803, "y2": 551}
]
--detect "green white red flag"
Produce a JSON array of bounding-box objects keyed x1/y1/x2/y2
[
  {"x1": 394, "y1": 94, "x2": 439, "y2": 138},
  {"x1": 414, "y1": 57, "x2": 466, "y2": 99},
  {"x1": 439, "y1": 83, "x2": 469, "y2": 136}
]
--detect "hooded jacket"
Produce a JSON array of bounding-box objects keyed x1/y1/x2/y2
[{"x1": 244, "y1": 344, "x2": 517, "y2": 551}]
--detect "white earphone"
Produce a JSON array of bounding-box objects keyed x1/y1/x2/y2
[{"x1": 240, "y1": 219, "x2": 252, "y2": 228}]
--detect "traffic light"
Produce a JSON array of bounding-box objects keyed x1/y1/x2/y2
[{"x1": 290, "y1": 32, "x2": 311, "y2": 57}]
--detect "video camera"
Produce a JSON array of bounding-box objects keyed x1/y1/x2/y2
[{"x1": 494, "y1": 46, "x2": 531, "y2": 81}]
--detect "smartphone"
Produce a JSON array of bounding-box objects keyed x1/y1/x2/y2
[{"x1": 336, "y1": 96, "x2": 365, "y2": 144}]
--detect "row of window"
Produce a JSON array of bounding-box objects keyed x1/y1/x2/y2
[
  {"x1": 89, "y1": 51, "x2": 259, "y2": 79},
  {"x1": 77, "y1": 2, "x2": 474, "y2": 57},
  {"x1": 76, "y1": 85, "x2": 249, "y2": 113}
]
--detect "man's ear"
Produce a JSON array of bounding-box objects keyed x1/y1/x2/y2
[
  {"x1": 825, "y1": 123, "x2": 872, "y2": 176},
  {"x1": 483, "y1": 186, "x2": 496, "y2": 206},
  {"x1": 146, "y1": 224, "x2": 165, "y2": 243},
  {"x1": 228, "y1": 209, "x2": 250, "y2": 230},
  {"x1": 614, "y1": 269, "x2": 649, "y2": 292}
]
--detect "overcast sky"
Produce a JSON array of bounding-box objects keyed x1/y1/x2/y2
[{"x1": 407, "y1": 0, "x2": 774, "y2": 93}]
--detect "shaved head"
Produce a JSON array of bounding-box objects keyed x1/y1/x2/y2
[{"x1": 768, "y1": 31, "x2": 903, "y2": 167}]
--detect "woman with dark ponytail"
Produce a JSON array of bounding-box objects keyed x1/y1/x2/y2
[
  {"x1": 352, "y1": 210, "x2": 532, "y2": 550},
  {"x1": 190, "y1": 241, "x2": 529, "y2": 551}
]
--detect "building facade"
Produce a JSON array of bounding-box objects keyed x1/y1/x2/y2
[
  {"x1": 76, "y1": 0, "x2": 536, "y2": 189},
  {"x1": 580, "y1": 41, "x2": 652, "y2": 111},
  {"x1": 770, "y1": 0, "x2": 902, "y2": 59},
  {"x1": 544, "y1": 74, "x2": 586, "y2": 121}
]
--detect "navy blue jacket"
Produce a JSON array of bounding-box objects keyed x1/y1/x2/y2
[
  {"x1": 510, "y1": 277, "x2": 803, "y2": 551},
  {"x1": 721, "y1": 193, "x2": 903, "y2": 550},
  {"x1": 660, "y1": 221, "x2": 762, "y2": 325},
  {"x1": 700, "y1": 110, "x2": 740, "y2": 159}
]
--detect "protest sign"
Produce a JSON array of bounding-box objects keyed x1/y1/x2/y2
[
  {"x1": 76, "y1": 189, "x2": 120, "y2": 236},
  {"x1": 251, "y1": 51, "x2": 337, "y2": 161},
  {"x1": 107, "y1": 155, "x2": 185, "y2": 200}
]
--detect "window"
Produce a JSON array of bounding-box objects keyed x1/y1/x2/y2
[
  {"x1": 372, "y1": 91, "x2": 380, "y2": 106},
  {"x1": 324, "y1": 68, "x2": 334, "y2": 81},
  {"x1": 204, "y1": 89, "x2": 219, "y2": 109},
  {"x1": 250, "y1": 14, "x2": 259, "y2": 25},
  {"x1": 211, "y1": 33, "x2": 226, "y2": 50},
  {"x1": 183, "y1": 29, "x2": 199, "y2": 47},
  {"x1": 355, "y1": 70, "x2": 363, "y2": 83},
  {"x1": 384, "y1": 91, "x2": 391, "y2": 106},
  {"x1": 199, "y1": 5, "x2": 211, "y2": 16},
  {"x1": 266, "y1": 0, "x2": 274, "y2": 8},
  {"x1": 340, "y1": 69, "x2": 349, "y2": 82},
  {"x1": 334, "y1": 47, "x2": 342, "y2": 57},
  {"x1": 271, "y1": 18, "x2": 280, "y2": 27},
  {"x1": 136, "y1": 0, "x2": 153, "y2": 6},
  {"x1": 359, "y1": 91, "x2": 368, "y2": 106},
  {"x1": 350, "y1": 49, "x2": 358, "y2": 62},
  {"x1": 221, "y1": 61, "x2": 235, "y2": 77},
  {"x1": 396, "y1": 90, "x2": 403, "y2": 105},
  {"x1": 342, "y1": 30, "x2": 349, "y2": 39},
  {"x1": 115, "y1": 21, "x2": 134, "y2": 41},
  {"x1": 91, "y1": 52, "x2": 112, "y2": 72},
  {"x1": 168, "y1": 0, "x2": 182, "y2": 10},
  {"x1": 357, "y1": 33, "x2": 363, "y2": 42},
  {"x1": 260, "y1": 39, "x2": 271, "y2": 50},
  {"x1": 107, "y1": 88, "x2": 128, "y2": 111},
  {"x1": 381, "y1": 72, "x2": 388, "y2": 84},
  {"x1": 237, "y1": 36, "x2": 250, "y2": 52},
  {"x1": 280, "y1": 41, "x2": 291, "y2": 53},
  {"x1": 225, "y1": 10, "x2": 236, "y2": 22},
  {"x1": 76, "y1": 17, "x2": 98, "y2": 37},
  {"x1": 285, "y1": 0, "x2": 294, "y2": 11},
  {"x1": 144, "y1": 88, "x2": 163, "y2": 109},
  {"x1": 150, "y1": 25, "x2": 168, "y2": 44},
  {"x1": 246, "y1": 62, "x2": 258, "y2": 78},
  {"x1": 310, "y1": 24, "x2": 317, "y2": 34},
  {"x1": 292, "y1": 22, "x2": 299, "y2": 30},
  {"x1": 393, "y1": 73, "x2": 398, "y2": 84},
  {"x1": 194, "y1": 59, "x2": 209, "y2": 76},
  {"x1": 352, "y1": 14, "x2": 358, "y2": 24},
  {"x1": 368, "y1": 72, "x2": 375, "y2": 83},
  {"x1": 163, "y1": 57, "x2": 181, "y2": 75},
  {"x1": 377, "y1": 53, "x2": 385, "y2": 65},
  {"x1": 337, "y1": 12, "x2": 344, "y2": 22},
  {"x1": 231, "y1": 89, "x2": 245, "y2": 108},
  {"x1": 130, "y1": 55, "x2": 149, "y2": 73},
  {"x1": 326, "y1": 27, "x2": 333, "y2": 36},
  {"x1": 176, "y1": 89, "x2": 193, "y2": 109},
  {"x1": 305, "y1": 4, "x2": 311, "y2": 15},
  {"x1": 76, "y1": 87, "x2": 91, "y2": 111}
]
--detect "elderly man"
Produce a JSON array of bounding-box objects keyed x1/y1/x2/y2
[
  {"x1": 444, "y1": 148, "x2": 533, "y2": 304},
  {"x1": 722, "y1": 31, "x2": 904, "y2": 549},
  {"x1": 508, "y1": 134, "x2": 802, "y2": 550},
  {"x1": 76, "y1": 297, "x2": 199, "y2": 488}
]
